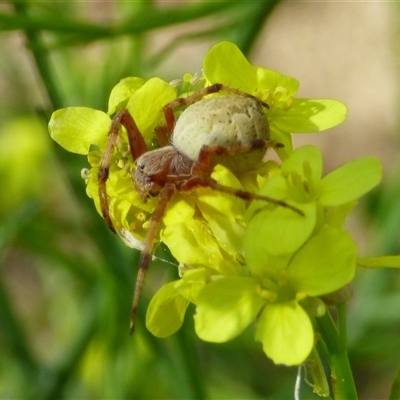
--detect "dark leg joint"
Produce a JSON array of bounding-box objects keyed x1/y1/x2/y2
[
  {"x1": 98, "y1": 167, "x2": 109, "y2": 181},
  {"x1": 207, "y1": 83, "x2": 224, "y2": 93}
]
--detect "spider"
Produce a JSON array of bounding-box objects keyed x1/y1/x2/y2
[{"x1": 97, "y1": 83, "x2": 303, "y2": 333}]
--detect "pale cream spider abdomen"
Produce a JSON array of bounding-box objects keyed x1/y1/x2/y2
[{"x1": 172, "y1": 96, "x2": 269, "y2": 172}]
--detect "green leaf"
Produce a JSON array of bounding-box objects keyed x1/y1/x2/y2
[
  {"x1": 318, "y1": 157, "x2": 382, "y2": 206},
  {"x1": 194, "y1": 276, "x2": 265, "y2": 342},
  {"x1": 255, "y1": 301, "x2": 314, "y2": 366},
  {"x1": 49, "y1": 107, "x2": 111, "y2": 154},
  {"x1": 146, "y1": 281, "x2": 189, "y2": 338}
]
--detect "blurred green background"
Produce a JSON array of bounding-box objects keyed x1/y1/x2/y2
[{"x1": 1, "y1": 1, "x2": 400, "y2": 399}]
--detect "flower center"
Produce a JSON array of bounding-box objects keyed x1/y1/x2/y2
[{"x1": 258, "y1": 275, "x2": 297, "y2": 304}]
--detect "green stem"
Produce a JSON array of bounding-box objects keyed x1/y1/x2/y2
[
  {"x1": 388, "y1": 365, "x2": 400, "y2": 400},
  {"x1": 233, "y1": 0, "x2": 281, "y2": 55},
  {"x1": 0, "y1": 268, "x2": 38, "y2": 373},
  {"x1": 316, "y1": 309, "x2": 358, "y2": 400},
  {"x1": 170, "y1": 324, "x2": 206, "y2": 400},
  {"x1": 336, "y1": 301, "x2": 348, "y2": 349},
  {"x1": 2, "y1": 2, "x2": 234, "y2": 36},
  {"x1": 12, "y1": 1, "x2": 65, "y2": 111},
  {"x1": 306, "y1": 347, "x2": 331, "y2": 397},
  {"x1": 143, "y1": 320, "x2": 206, "y2": 400},
  {"x1": 42, "y1": 287, "x2": 100, "y2": 400},
  {"x1": 0, "y1": 203, "x2": 41, "y2": 381}
]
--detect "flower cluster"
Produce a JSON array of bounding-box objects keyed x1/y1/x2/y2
[
  {"x1": 148, "y1": 145, "x2": 381, "y2": 365},
  {"x1": 49, "y1": 41, "x2": 382, "y2": 366}
]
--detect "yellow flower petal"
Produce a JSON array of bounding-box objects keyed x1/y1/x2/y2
[
  {"x1": 255, "y1": 301, "x2": 313, "y2": 366},
  {"x1": 146, "y1": 281, "x2": 189, "y2": 338},
  {"x1": 49, "y1": 107, "x2": 111, "y2": 155},
  {"x1": 194, "y1": 276, "x2": 265, "y2": 342}
]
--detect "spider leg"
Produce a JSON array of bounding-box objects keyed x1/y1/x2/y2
[
  {"x1": 162, "y1": 83, "x2": 269, "y2": 133},
  {"x1": 98, "y1": 109, "x2": 148, "y2": 233},
  {"x1": 130, "y1": 183, "x2": 176, "y2": 334},
  {"x1": 181, "y1": 141, "x2": 304, "y2": 216},
  {"x1": 197, "y1": 139, "x2": 282, "y2": 162},
  {"x1": 190, "y1": 140, "x2": 281, "y2": 178},
  {"x1": 182, "y1": 176, "x2": 304, "y2": 216},
  {"x1": 120, "y1": 109, "x2": 148, "y2": 160},
  {"x1": 98, "y1": 110, "x2": 126, "y2": 232},
  {"x1": 155, "y1": 125, "x2": 170, "y2": 146}
]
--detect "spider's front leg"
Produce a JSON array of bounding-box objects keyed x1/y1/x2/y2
[{"x1": 98, "y1": 109, "x2": 148, "y2": 232}]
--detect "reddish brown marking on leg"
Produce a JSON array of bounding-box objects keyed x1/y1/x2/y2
[
  {"x1": 168, "y1": 84, "x2": 269, "y2": 110},
  {"x1": 119, "y1": 110, "x2": 147, "y2": 160},
  {"x1": 155, "y1": 125, "x2": 170, "y2": 147},
  {"x1": 198, "y1": 142, "x2": 262, "y2": 161},
  {"x1": 180, "y1": 176, "x2": 304, "y2": 216},
  {"x1": 196, "y1": 140, "x2": 281, "y2": 167},
  {"x1": 98, "y1": 109, "x2": 149, "y2": 233},
  {"x1": 98, "y1": 110, "x2": 128, "y2": 232},
  {"x1": 204, "y1": 83, "x2": 270, "y2": 109},
  {"x1": 130, "y1": 184, "x2": 176, "y2": 334}
]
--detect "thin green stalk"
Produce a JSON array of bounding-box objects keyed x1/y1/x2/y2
[
  {"x1": 0, "y1": 202, "x2": 40, "y2": 377},
  {"x1": 142, "y1": 320, "x2": 206, "y2": 400},
  {"x1": 233, "y1": 0, "x2": 281, "y2": 55},
  {"x1": 336, "y1": 301, "x2": 348, "y2": 349},
  {"x1": 42, "y1": 287, "x2": 101, "y2": 400},
  {"x1": 12, "y1": 1, "x2": 64, "y2": 111},
  {"x1": 0, "y1": 9, "x2": 109, "y2": 35},
  {"x1": 388, "y1": 365, "x2": 400, "y2": 400},
  {"x1": 0, "y1": 271, "x2": 38, "y2": 373},
  {"x1": 145, "y1": 23, "x2": 235, "y2": 71},
  {"x1": 306, "y1": 347, "x2": 330, "y2": 397},
  {"x1": 2, "y1": 2, "x2": 234, "y2": 36},
  {"x1": 169, "y1": 324, "x2": 206, "y2": 400},
  {"x1": 316, "y1": 310, "x2": 358, "y2": 400}
]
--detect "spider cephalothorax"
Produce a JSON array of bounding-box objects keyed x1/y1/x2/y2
[
  {"x1": 98, "y1": 83, "x2": 303, "y2": 333},
  {"x1": 133, "y1": 146, "x2": 193, "y2": 201}
]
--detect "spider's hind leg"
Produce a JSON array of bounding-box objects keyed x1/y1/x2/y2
[{"x1": 181, "y1": 141, "x2": 304, "y2": 216}]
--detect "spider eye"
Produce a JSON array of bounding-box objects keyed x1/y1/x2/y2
[{"x1": 137, "y1": 162, "x2": 145, "y2": 172}]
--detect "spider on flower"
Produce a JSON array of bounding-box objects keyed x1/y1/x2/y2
[{"x1": 97, "y1": 83, "x2": 303, "y2": 333}]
